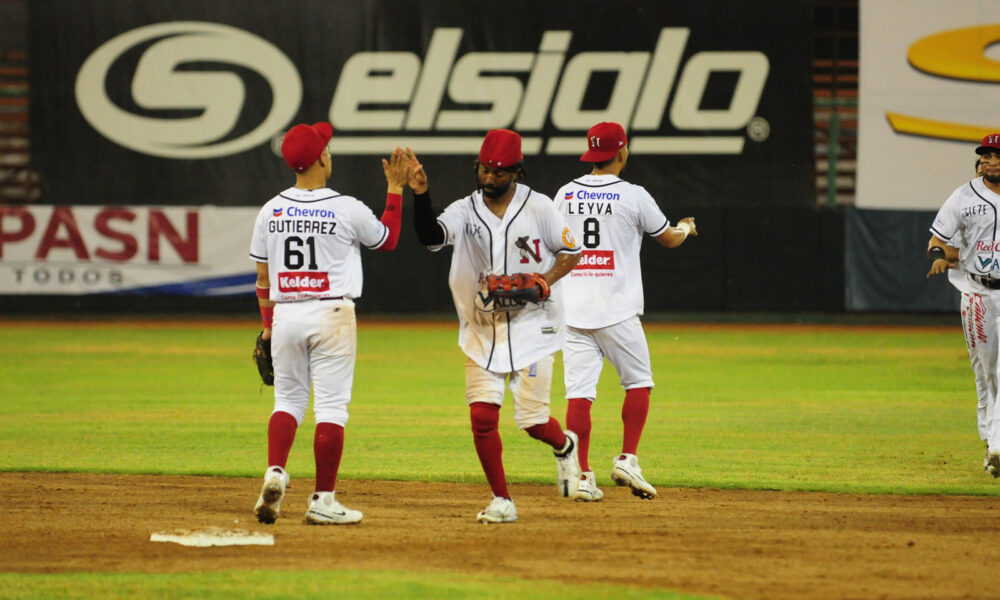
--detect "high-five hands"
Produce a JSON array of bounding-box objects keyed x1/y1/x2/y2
[
  {"x1": 403, "y1": 147, "x2": 428, "y2": 194},
  {"x1": 381, "y1": 147, "x2": 414, "y2": 192}
]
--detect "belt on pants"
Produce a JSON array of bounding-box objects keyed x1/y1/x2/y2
[
  {"x1": 320, "y1": 296, "x2": 345, "y2": 301},
  {"x1": 971, "y1": 274, "x2": 1000, "y2": 289}
]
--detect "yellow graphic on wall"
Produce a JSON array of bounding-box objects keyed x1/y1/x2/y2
[{"x1": 887, "y1": 24, "x2": 1000, "y2": 141}]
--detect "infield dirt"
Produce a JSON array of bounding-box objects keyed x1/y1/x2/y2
[{"x1": 1, "y1": 472, "x2": 995, "y2": 599}]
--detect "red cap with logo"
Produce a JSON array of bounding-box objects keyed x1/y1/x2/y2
[
  {"x1": 580, "y1": 121, "x2": 627, "y2": 162},
  {"x1": 976, "y1": 133, "x2": 1000, "y2": 155},
  {"x1": 479, "y1": 129, "x2": 523, "y2": 168},
  {"x1": 281, "y1": 122, "x2": 334, "y2": 172}
]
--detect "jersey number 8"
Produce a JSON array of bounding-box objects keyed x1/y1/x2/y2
[{"x1": 583, "y1": 218, "x2": 600, "y2": 249}]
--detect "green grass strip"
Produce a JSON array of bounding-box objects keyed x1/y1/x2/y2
[{"x1": 0, "y1": 571, "x2": 723, "y2": 600}]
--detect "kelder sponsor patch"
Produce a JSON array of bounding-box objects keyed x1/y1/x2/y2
[
  {"x1": 575, "y1": 250, "x2": 615, "y2": 270},
  {"x1": 278, "y1": 272, "x2": 330, "y2": 293}
]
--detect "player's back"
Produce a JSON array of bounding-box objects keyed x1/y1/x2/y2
[
  {"x1": 252, "y1": 186, "x2": 388, "y2": 301},
  {"x1": 554, "y1": 175, "x2": 669, "y2": 329}
]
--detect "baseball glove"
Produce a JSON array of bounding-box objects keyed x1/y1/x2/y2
[
  {"x1": 253, "y1": 331, "x2": 274, "y2": 386},
  {"x1": 486, "y1": 272, "x2": 550, "y2": 303}
]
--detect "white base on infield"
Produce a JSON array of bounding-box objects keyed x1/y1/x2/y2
[{"x1": 149, "y1": 527, "x2": 274, "y2": 547}]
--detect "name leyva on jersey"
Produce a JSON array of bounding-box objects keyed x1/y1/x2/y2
[
  {"x1": 564, "y1": 190, "x2": 621, "y2": 215},
  {"x1": 268, "y1": 205, "x2": 338, "y2": 235}
]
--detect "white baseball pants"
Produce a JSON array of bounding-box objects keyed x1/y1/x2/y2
[
  {"x1": 563, "y1": 316, "x2": 655, "y2": 400},
  {"x1": 961, "y1": 292, "x2": 996, "y2": 445},
  {"x1": 272, "y1": 299, "x2": 357, "y2": 427},
  {"x1": 465, "y1": 354, "x2": 555, "y2": 429}
]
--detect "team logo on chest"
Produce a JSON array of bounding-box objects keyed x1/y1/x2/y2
[
  {"x1": 515, "y1": 236, "x2": 541, "y2": 263},
  {"x1": 465, "y1": 222, "x2": 483, "y2": 239}
]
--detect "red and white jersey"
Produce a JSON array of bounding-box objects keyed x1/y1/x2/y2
[
  {"x1": 554, "y1": 174, "x2": 669, "y2": 329},
  {"x1": 932, "y1": 178, "x2": 1000, "y2": 294},
  {"x1": 249, "y1": 186, "x2": 389, "y2": 302},
  {"x1": 431, "y1": 183, "x2": 581, "y2": 373}
]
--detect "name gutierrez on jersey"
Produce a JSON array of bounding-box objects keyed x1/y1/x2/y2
[
  {"x1": 268, "y1": 205, "x2": 338, "y2": 235},
  {"x1": 268, "y1": 219, "x2": 339, "y2": 234}
]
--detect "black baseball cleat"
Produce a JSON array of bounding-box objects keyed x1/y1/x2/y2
[{"x1": 554, "y1": 431, "x2": 581, "y2": 497}]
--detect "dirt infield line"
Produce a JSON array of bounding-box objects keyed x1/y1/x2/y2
[{"x1": 1, "y1": 472, "x2": 995, "y2": 600}]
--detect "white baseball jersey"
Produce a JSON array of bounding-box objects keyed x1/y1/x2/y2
[
  {"x1": 931, "y1": 177, "x2": 1000, "y2": 294},
  {"x1": 554, "y1": 174, "x2": 669, "y2": 329},
  {"x1": 249, "y1": 187, "x2": 390, "y2": 301},
  {"x1": 431, "y1": 183, "x2": 581, "y2": 373}
]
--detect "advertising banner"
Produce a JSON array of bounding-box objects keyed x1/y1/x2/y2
[
  {"x1": 29, "y1": 0, "x2": 814, "y2": 211},
  {"x1": 857, "y1": 0, "x2": 1000, "y2": 209},
  {"x1": 0, "y1": 205, "x2": 257, "y2": 295}
]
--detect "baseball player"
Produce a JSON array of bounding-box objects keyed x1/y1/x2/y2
[
  {"x1": 405, "y1": 129, "x2": 583, "y2": 523},
  {"x1": 250, "y1": 121, "x2": 412, "y2": 524},
  {"x1": 553, "y1": 122, "x2": 696, "y2": 501},
  {"x1": 928, "y1": 133, "x2": 1000, "y2": 476}
]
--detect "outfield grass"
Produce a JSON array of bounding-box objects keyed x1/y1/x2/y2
[{"x1": 0, "y1": 319, "x2": 987, "y2": 494}]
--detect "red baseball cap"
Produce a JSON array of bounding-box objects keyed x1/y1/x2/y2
[
  {"x1": 580, "y1": 121, "x2": 628, "y2": 162},
  {"x1": 479, "y1": 129, "x2": 523, "y2": 168},
  {"x1": 281, "y1": 122, "x2": 333, "y2": 172},
  {"x1": 977, "y1": 133, "x2": 1000, "y2": 155}
]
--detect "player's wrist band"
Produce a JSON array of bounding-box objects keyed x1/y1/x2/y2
[
  {"x1": 256, "y1": 286, "x2": 273, "y2": 328},
  {"x1": 676, "y1": 222, "x2": 692, "y2": 237},
  {"x1": 927, "y1": 246, "x2": 946, "y2": 262}
]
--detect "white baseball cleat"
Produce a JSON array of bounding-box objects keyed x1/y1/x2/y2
[
  {"x1": 254, "y1": 466, "x2": 289, "y2": 524},
  {"x1": 305, "y1": 491, "x2": 363, "y2": 525},
  {"x1": 611, "y1": 453, "x2": 657, "y2": 499},
  {"x1": 987, "y1": 449, "x2": 1000, "y2": 479},
  {"x1": 476, "y1": 496, "x2": 518, "y2": 524},
  {"x1": 573, "y1": 471, "x2": 604, "y2": 502},
  {"x1": 554, "y1": 430, "x2": 581, "y2": 497}
]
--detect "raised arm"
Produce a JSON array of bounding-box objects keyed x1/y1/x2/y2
[
  {"x1": 653, "y1": 217, "x2": 697, "y2": 248},
  {"x1": 403, "y1": 147, "x2": 446, "y2": 247},
  {"x1": 374, "y1": 147, "x2": 412, "y2": 252}
]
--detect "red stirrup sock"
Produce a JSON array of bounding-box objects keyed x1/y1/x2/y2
[
  {"x1": 314, "y1": 422, "x2": 345, "y2": 492},
  {"x1": 622, "y1": 387, "x2": 651, "y2": 455},
  {"x1": 267, "y1": 411, "x2": 298, "y2": 468},
  {"x1": 469, "y1": 402, "x2": 509, "y2": 498},
  {"x1": 525, "y1": 417, "x2": 567, "y2": 450},
  {"x1": 566, "y1": 398, "x2": 592, "y2": 472}
]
